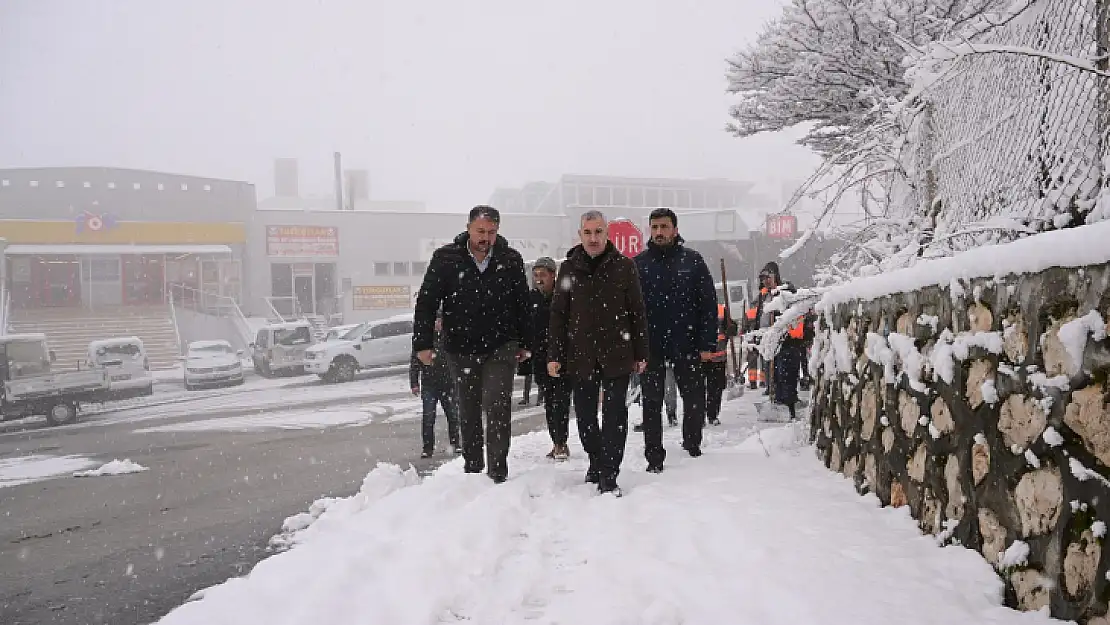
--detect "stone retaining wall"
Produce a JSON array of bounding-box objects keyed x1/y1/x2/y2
[{"x1": 809, "y1": 263, "x2": 1110, "y2": 623}]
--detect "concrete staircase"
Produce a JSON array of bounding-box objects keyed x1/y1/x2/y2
[{"x1": 9, "y1": 305, "x2": 182, "y2": 370}]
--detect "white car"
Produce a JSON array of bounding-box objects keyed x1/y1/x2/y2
[
  {"x1": 86, "y1": 337, "x2": 154, "y2": 400},
  {"x1": 182, "y1": 340, "x2": 245, "y2": 391},
  {"x1": 303, "y1": 314, "x2": 413, "y2": 383}
]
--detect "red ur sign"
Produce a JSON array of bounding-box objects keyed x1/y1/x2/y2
[
  {"x1": 766, "y1": 214, "x2": 798, "y2": 239},
  {"x1": 608, "y1": 219, "x2": 644, "y2": 257}
]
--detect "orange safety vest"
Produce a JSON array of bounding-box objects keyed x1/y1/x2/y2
[
  {"x1": 788, "y1": 318, "x2": 805, "y2": 339},
  {"x1": 709, "y1": 304, "x2": 728, "y2": 360}
]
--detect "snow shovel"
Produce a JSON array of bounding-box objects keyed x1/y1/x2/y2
[{"x1": 755, "y1": 355, "x2": 791, "y2": 423}]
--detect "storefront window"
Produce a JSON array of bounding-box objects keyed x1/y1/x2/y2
[{"x1": 271, "y1": 263, "x2": 293, "y2": 297}]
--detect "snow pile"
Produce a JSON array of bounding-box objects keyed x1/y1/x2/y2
[
  {"x1": 73, "y1": 459, "x2": 148, "y2": 477},
  {"x1": 1, "y1": 454, "x2": 96, "y2": 488},
  {"x1": 269, "y1": 464, "x2": 421, "y2": 550},
  {"x1": 817, "y1": 220, "x2": 1110, "y2": 311},
  {"x1": 1057, "y1": 311, "x2": 1107, "y2": 375},
  {"x1": 157, "y1": 399, "x2": 1059, "y2": 625}
]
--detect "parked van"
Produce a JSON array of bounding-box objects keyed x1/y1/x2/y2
[
  {"x1": 86, "y1": 337, "x2": 153, "y2": 400},
  {"x1": 714, "y1": 281, "x2": 751, "y2": 322},
  {"x1": 249, "y1": 321, "x2": 317, "y2": 377}
]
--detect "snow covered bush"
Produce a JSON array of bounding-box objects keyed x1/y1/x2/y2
[{"x1": 729, "y1": 0, "x2": 1110, "y2": 285}]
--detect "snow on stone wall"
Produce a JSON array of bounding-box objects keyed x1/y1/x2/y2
[{"x1": 808, "y1": 258, "x2": 1110, "y2": 622}]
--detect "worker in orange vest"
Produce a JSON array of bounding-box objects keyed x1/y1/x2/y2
[
  {"x1": 705, "y1": 303, "x2": 738, "y2": 426},
  {"x1": 744, "y1": 262, "x2": 811, "y2": 420}
]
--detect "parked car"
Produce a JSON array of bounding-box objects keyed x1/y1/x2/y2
[
  {"x1": 183, "y1": 340, "x2": 245, "y2": 390},
  {"x1": 86, "y1": 337, "x2": 153, "y2": 401},
  {"x1": 303, "y1": 314, "x2": 413, "y2": 383},
  {"x1": 0, "y1": 334, "x2": 108, "y2": 426},
  {"x1": 249, "y1": 321, "x2": 316, "y2": 377}
]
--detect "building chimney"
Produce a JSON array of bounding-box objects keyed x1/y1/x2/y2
[
  {"x1": 274, "y1": 158, "x2": 299, "y2": 197},
  {"x1": 333, "y1": 152, "x2": 345, "y2": 211},
  {"x1": 345, "y1": 169, "x2": 370, "y2": 205}
]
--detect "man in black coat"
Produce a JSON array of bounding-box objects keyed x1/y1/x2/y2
[
  {"x1": 528, "y1": 256, "x2": 572, "y2": 460},
  {"x1": 413, "y1": 206, "x2": 532, "y2": 483},
  {"x1": 409, "y1": 310, "x2": 460, "y2": 458},
  {"x1": 634, "y1": 208, "x2": 718, "y2": 472}
]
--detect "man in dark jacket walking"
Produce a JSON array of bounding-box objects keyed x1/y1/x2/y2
[
  {"x1": 549, "y1": 211, "x2": 649, "y2": 496},
  {"x1": 634, "y1": 208, "x2": 718, "y2": 471},
  {"x1": 413, "y1": 206, "x2": 532, "y2": 483},
  {"x1": 409, "y1": 311, "x2": 460, "y2": 457},
  {"x1": 529, "y1": 256, "x2": 572, "y2": 460}
]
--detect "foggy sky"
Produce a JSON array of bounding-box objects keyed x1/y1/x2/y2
[{"x1": 0, "y1": 0, "x2": 819, "y2": 212}]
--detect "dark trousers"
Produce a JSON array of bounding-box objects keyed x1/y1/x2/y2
[
  {"x1": 642, "y1": 357, "x2": 706, "y2": 464},
  {"x1": 705, "y1": 361, "x2": 727, "y2": 421},
  {"x1": 447, "y1": 341, "x2": 517, "y2": 479},
  {"x1": 773, "y1": 343, "x2": 803, "y2": 407},
  {"x1": 573, "y1": 369, "x2": 630, "y2": 480},
  {"x1": 536, "y1": 369, "x2": 571, "y2": 446},
  {"x1": 421, "y1": 385, "x2": 460, "y2": 451}
]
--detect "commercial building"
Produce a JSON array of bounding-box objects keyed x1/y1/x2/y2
[{"x1": 0, "y1": 167, "x2": 253, "y2": 311}]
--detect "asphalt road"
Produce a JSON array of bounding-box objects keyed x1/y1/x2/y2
[{"x1": 0, "y1": 377, "x2": 547, "y2": 625}]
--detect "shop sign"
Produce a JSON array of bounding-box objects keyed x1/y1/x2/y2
[
  {"x1": 353, "y1": 285, "x2": 411, "y2": 310},
  {"x1": 266, "y1": 225, "x2": 339, "y2": 257},
  {"x1": 75, "y1": 211, "x2": 118, "y2": 234}
]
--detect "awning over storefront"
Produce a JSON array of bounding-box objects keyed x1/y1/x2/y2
[{"x1": 2, "y1": 244, "x2": 233, "y2": 256}]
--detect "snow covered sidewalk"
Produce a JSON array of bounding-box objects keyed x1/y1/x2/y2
[{"x1": 158, "y1": 398, "x2": 1062, "y2": 625}]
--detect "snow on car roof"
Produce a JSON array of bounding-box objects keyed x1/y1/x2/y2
[
  {"x1": 268, "y1": 321, "x2": 313, "y2": 330},
  {"x1": 188, "y1": 340, "x2": 233, "y2": 349},
  {"x1": 89, "y1": 336, "x2": 144, "y2": 349},
  {"x1": 368, "y1": 313, "x2": 414, "y2": 326}
]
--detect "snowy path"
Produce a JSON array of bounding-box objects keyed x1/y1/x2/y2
[{"x1": 157, "y1": 398, "x2": 1062, "y2": 625}]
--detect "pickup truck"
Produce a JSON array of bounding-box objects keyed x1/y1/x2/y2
[{"x1": 0, "y1": 334, "x2": 109, "y2": 426}]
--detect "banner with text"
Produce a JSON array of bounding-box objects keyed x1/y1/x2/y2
[
  {"x1": 352, "y1": 285, "x2": 411, "y2": 310},
  {"x1": 266, "y1": 225, "x2": 339, "y2": 257}
]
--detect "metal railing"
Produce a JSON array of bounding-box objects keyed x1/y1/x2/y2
[
  {"x1": 0, "y1": 284, "x2": 10, "y2": 335},
  {"x1": 169, "y1": 283, "x2": 253, "y2": 348}
]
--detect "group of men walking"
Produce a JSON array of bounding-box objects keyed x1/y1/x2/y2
[{"x1": 412, "y1": 204, "x2": 795, "y2": 496}]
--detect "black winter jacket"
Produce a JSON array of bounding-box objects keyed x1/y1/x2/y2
[
  {"x1": 633, "y1": 236, "x2": 718, "y2": 362},
  {"x1": 409, "y1": 329, "x2": 452, "y2": 390},
  {"x1": 529, "y1": 288, "x2": 555, "y2": 376},
  {"x1": 413, "y1": 232, "x2": 532, "y2": 356}
]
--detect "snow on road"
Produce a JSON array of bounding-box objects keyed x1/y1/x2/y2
[
  {"x1": 136, "y1": 407, "x2": 396, "y2": 433},
  {"x1": 156, "y1": 398, "x2": 1058, "y2": 625},
  {"x1": 135, "y1": 400, "x2": 548, "y2": 434},
  {"x1": 73, "y1": 458, "x2": 149, "y2": 477},
  {"x1": 0, "y1": 371, "x2": 414, "y2": 438},
  {"x1": 0, "y1": 454, "x2": 97, "y2": 488}
]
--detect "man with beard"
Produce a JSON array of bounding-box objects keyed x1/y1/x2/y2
[
  {"x1": 634, "y1": 208, "x2": 718, "y2": 472},
  {"x1": 413, "y1": 206, "x2": 532, "y2": 483},
  {"x1": 548, "y1": 211, "x2": 649, "y2": 496},
  {"x1": 528, "y1": 256, "x2": 572, "y2": 460}
]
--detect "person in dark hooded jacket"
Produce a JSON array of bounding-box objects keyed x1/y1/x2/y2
[
  {"x1": 413, "y1": 206, "x2": 532, "y2": 483},
  {"x1": 633, "y1": 208, "x2": 718, "y2": 471},
  {"x1": 409, "y1": 310, "x2": 460, "y2": 457},
  {"x1": 745, "y1": 261, "x2": 811, "y2": 419}
]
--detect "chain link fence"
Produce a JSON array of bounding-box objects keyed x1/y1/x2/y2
[{"x1": 902, "y1": 0, "x2": 1108, "y2": 240}]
